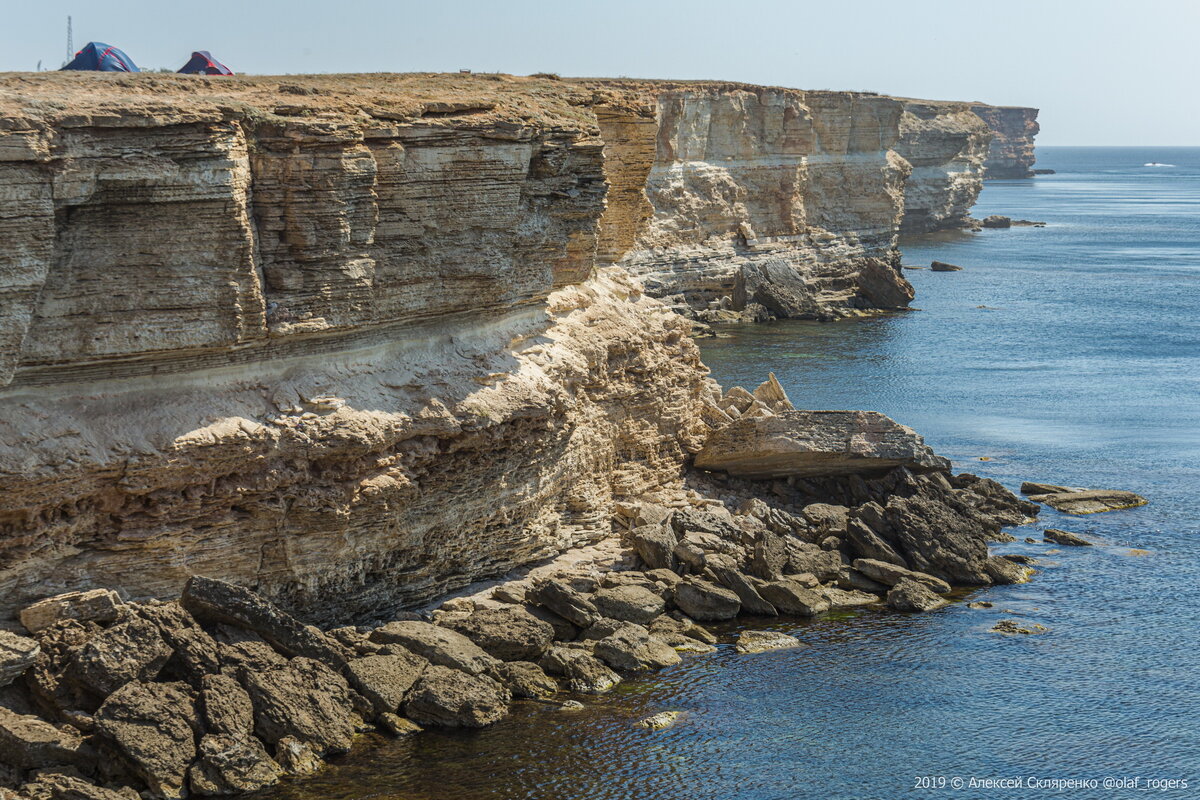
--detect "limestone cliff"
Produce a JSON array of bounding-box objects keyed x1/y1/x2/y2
[
  {"x1": 0, "y1": 74, "x2": 1033, "y2": 624},
  {"x1": 0, "y1": 73, "x2": 713, "y2": 622},
  {"x1": 586, "y1": 82, "x2": 914, "y2": 320},
  {"x1": 895, "y1": 100, "x2": 992, "y2": 232},
  {"x1": 970, "y1": 104, "x2": 1040, "y2": 178}
]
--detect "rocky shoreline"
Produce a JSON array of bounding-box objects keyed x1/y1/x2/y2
[{"x1": 0, "y1": 376, "x2": 1047, "y2": 800}]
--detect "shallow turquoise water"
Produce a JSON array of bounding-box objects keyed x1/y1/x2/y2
[{"x1": 258, "y1": 149, "x2": 1200, "y2": 799}]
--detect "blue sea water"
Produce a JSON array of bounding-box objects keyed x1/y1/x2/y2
[{"x1": 257, "y1": 148, "x2": 1200, "y2": 800}]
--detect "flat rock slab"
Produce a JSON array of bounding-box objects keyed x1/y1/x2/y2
[
  {"x1": 1043, "y1": 528, "x2": 1094, "y2": 547},
  {"x1": 734, "y1": 630, "x2": 804, "y2": 654},
  {"x1": 0, "y1": 631, "x2": 39, "y2": 688},
  {"x1": 695, "y1": 410, "x2": 950, "y2": 479},
  {"x1": 1027, "y1": 489, "x2": 1147, "y2": 515}
]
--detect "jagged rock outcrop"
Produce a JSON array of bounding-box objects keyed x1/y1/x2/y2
[
  {"x1": 895, "y1": 101, "x2": 993, "y2": 232},
  {"x1": 591, "y1": 82, "x2": 915, "y2": 321},
  {"x1": 970, "y1": 104, "x2": 1040, "y2": 178}
]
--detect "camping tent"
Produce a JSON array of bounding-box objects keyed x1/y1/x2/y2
[
  {"x1": 61, "y1": 42, "x2": 139, "y2": 72},
  {"x1": 178, "y1": 51, "x2": 233, "y2": 75}
]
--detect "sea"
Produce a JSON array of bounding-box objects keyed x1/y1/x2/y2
[{"x1": 255, "y1": 147, "x2": 1200, "y2": 800}]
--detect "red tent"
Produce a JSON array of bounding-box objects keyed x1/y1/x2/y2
[{"x1": 177, "y1": 51, "x2": 233, "y2": 75}]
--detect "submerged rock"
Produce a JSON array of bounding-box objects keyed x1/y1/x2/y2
[
  {"x1": 1042, "y1": 528, "x2": 1094, "y2": 546},
  {"x1": 1025, "y1": 488, "x2": 1147, "y2": 514},
  {"x1": 990, "y1": 619, "x2": 1048, "y2": 635},
  {"x1": 637, "y1": 711, "x2": 683, "y2": 730},
  {"x1": 695, "y1": 410, "x2": 949, "y2": 480},
  {"x1": 734, "y1": 630, "x2": 804, "y2": 654}
]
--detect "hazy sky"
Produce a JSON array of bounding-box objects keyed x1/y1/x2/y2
[{"x1": 4, "y1": 0, "x2": 1197, "y2": 145}]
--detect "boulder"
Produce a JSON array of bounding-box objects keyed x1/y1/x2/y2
[
  {"x1": 95, "y1": 682, "x2": 198, "y2": 799},
  {"x1": 187, "y1": 734, "x2": 283, "y2": 796},
  {"x1": 984, "y1": 557, "x2": 1033, "y2": 585},
  {"x1": 489, "y1": 662, "x2": 557, "y2": 699},
  {"x1": 853, "y1": 559, "x2": 952, "y2": 593},
  {"x1": 20, "y1": 591, "x2": 123, "y2": 636},
  {"x1": 0, "y1": 707, "x2": 90, "y2": 769},
  {"x1": 637, "y1": 711, "x2": 683, "y2": 730},
  {"x1": 521, "y1": 605, "x2": 578, "y2": 642},
  {"x1": 591, "y1": 586, "x2": 665, "y2": 626},
  {"x1": 845, "y1": 518, "x2": 906, "y2": 567},
  {"x1": 179, "y1": 578, "x2": 344, "y2": 668},
  {"x1": 403, "y1": 666, "x2": 509, "y2": 728},
  {"x1": 130, "y1": 604, "x2": 221, "y2": 686},
  {"x1": 648, "y1": 615, "x2": 717, "y2": 645},
  {"x1": 732, "y1": 259, "x2": 824, "y2": 319},
  {"x1": 695, "y1": 410, "x2": 950, "y2": 480},
  {"x1": 787, "y1": 543, "x2": 843, "y2": 582},
  {"x1": 272, "y1": 737, "x2": 321, "y2": 777},
  {"x1": 537, "y1": 647, "x2": 620, "y2": 694},
  {"x1": 527, "y1": 582, "x2": 598, "y2": 629},
  {"x1": 377, "y1": 713, "x2": 423, "y2": 737},
  {"x1": 369, "y1": 621, "x2": 496, "y2": 676},
  {"x1": 802, "y1": 503, "x2": 849, "y2": 536},
  {"x1": 344, "y1": 652, "x2": 428, "y2": 715},
  {"x1": 442, "y1": 607, "x2": 554, "y2": 662},
  {"x1": 758, "y1": 581, "x2": 830, "y2": 617},
  {"x1": 981, "y1": 215, "x2": 1012, "y2": 228},
  {"x1": 837, "y1": 569, "x2": 889, "y2": 594},
  {"x1": 1043, "y1": 528, "x2": 1093, "y2": 547},
  {"x1": 66, "y1": 618, "x2": 173, "y2": 698},
  {"x1": 886, "y1": 579, "x2": 949, "y2": 612},
  {"x1": 0, "y1": 632, "x2": 39, "y2": 688},
  {"x1": 734, "y1": 631, "x2": 804, "y2": 654},
  {"x1": 199, "y1": 675, "x2": 253, "y2": 738},
  {"x1": 930, "y1": 261, "x2": 962, "y2": 271},
  {"x1": 239, "y1": 658, "x2": 356, "y2": 756},
  {"x1": 1026, "y1": 489, "x2": 1147, "y2": 514},
  {"x1": 628, "y1": 524, "x2": 678, "y2": 571},
  {"x1": 703, "y1": 554, "x2": 777, "y2": 616},
  {"x1": 748, "y1": 532, "x2": 788, "y2": 581},
  {"x1": 672, "y1": 578, "x2": 740, "y2": 622},
  {"x1": 592, "y1": 625, "x2": 680, "y2": 672}
]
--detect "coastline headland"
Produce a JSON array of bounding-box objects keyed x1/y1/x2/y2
[{"x1": 0, "y1": 72, "x2": 1041, "y2": 799}]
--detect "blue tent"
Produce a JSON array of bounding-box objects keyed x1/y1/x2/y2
[
  {"x1": 178, "y1": 51, "x2": 233, "y2": 75},
  {"x1": 61, "y1": 42, "x2": 139, "y2": 72}
]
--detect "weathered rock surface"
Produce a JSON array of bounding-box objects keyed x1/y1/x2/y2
[
  {"x1": 0, "y1": 708, "x2": 90, "y2": 770},
  {"x1": 187, "y1": 734, "x2": 283, "y2": 796},
  {"x1": 95, "y1": 682, "x2": 197, "y2": 799},
  {"x1": 403, "y1": 666, "x2": 510, "y2": 729},
  {"x1": 853, "y1": 559, "x2": 952, "y2": 594},
  {"x1": 590, "y1": 586, "x2": 665, "y2": 626},
  {"x1": 239, "y1": 659, "x2": 357, "y2": 756},
  {"x1": 895, "y1": 101, "x2": 992, "y2": 232},
  {"x1": 19, "y1": 592, "x2": 123, "y2": 636},
  {"x1": 1043, "y1": 528, "x2": 1093, "y2": 547},
  {"x1": 344, "y1": 653, "x2": 428, "y2": 715},
  {"x1": 971, "y1": 105, "x2": 1041, "y2": 178},
  {"x1": 0, "y1": 634, "x2": 38, "y2": 689},
  {"x1": 538, "y1": 647, "x2": 620, "y2": 695},
  {"x1": 734, "y1": 630, "x2": 804, "y2": 654},
  {"x1": 886, "y1": 578, "x2": 949, "y2": 612},
  {"x1": 1027, "y1": 489, "x2": 1148, "y2": 515},
  {"x1": 441, "y1": 607, "x2": 554, "y2": 662},
  {"x1": 489, "y1": 662, "x2": 557, "y2": 700},
  {"x1": 758, "y1": 581, "x2": 831, "y2": 617},
  {"x1": 593, "y1": 624, "x2": 681, "y2": 672},
  {"x1": 66, "y1": 618, "x2": 172, "y2": 698},
  {"x1": 369, "y1": 622, "x2": 496, "y2": 676},
  {"x1": 672, "y1": 578, "x2": 741, "y2": 622},
  {"x1": 695, "y1": 410, "x2": 949, "y2": 479}
]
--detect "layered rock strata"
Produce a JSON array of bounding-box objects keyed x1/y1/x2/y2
[
  {"x1": 894, "y1": 100, "x2": 993, "y2": 232},
  {"x1": 589, "y1": 82, "x2": 915, "y2": 321},
  {"x1": 969, "y1": 104, "x2": 1040, "y2": 178}
]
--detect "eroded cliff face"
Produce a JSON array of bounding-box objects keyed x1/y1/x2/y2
[
  {"x1": 590, "y1": 83, "x2": 914, "y2": 320},
  {"x1": 895, "y1": 100, "x2": 993, "y2": 232},
  {"x1": 0, "y1": 74, "x2": 1035, "y2": 624},
  {"x1": 970, "y1": 104, "x2": 1040, "y2": 178},
  {"x1": 0, "y1": 74, "x2": 713, "y2": 622}
]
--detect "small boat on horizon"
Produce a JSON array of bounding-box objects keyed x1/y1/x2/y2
[{"x1": 1144, "y1": 162, "x2": 1176, "y2": 167}]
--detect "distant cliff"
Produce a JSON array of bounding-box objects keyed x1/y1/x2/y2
[
  {"x1": 970, "y1": 104, "x2": 1040, "y2": 178},
  {"x1": 895, "y1": 100, "x2": 993, "y2": 233}
]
